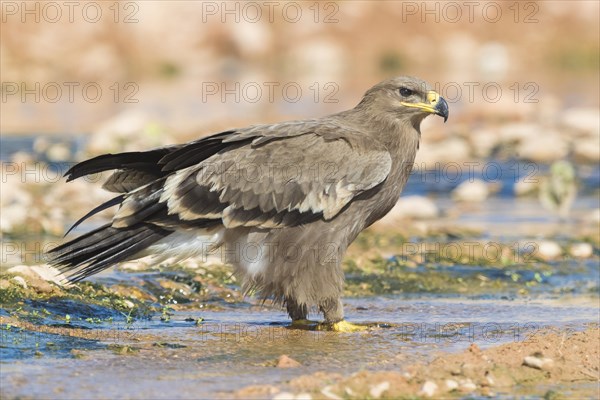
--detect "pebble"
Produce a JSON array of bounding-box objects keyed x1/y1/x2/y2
[
  {"x1": 445, "y1": 379, "x2": 459, "y2": 391},
  {"x1": 459, "y1": 379, "x2": 477, "y2": 393},
  {"x1": 272, "y1": 392, "x2": 296, "y2": 400},
  {"x1": 320, "y1": 385, "x2": 342, "y2": 400},
  {"x1": 452, "y1": 179, "x2": 489, "y2": 202},
  {"x1": 517, "y1": 133, "x2": 568, "y2": 162},
  {"x1": 536, "y1": 241, "x2": 562, "y2": 260},
  {"x1": 574, "y1": 137, "x2": 600, "y2": 163},
  {"x1": 560, "y1": 107, "x2": 600, "y2": 137},
  {"x1": 420, "y1": 380, "x2": 438, "y2": 397},
  {"x1": 523, "y1": 355, "x2": 554, "y2": 370},
  {"x1": 11, "y1": 276, "x2": 28, "y2": 289},
  {"x1": 277, "y1": 355, "x2": 301, "y2": 368},
  {"x1": 415, "y1": 137, "x2": 471, "y2": 164},
  {"x1": 385, "y1": 195, "x2": 440, "y2": 221},
  {"x1": 498, "y1": 123, "x2": 540, "y2": 143},
  {"x1": 569, "y1": 243, "x2": 593, "y2": 258},
  {"x1": 369, "y1": 381, "x2": 390, "y2": 399},
  {"x1": 6, "y1": 265, "x2": 57, "y2": 293},
  {"x1": 590, "y1": 209, "x2": 600, "y2": 224},
  {"x1": 514, "y1": 178, "x2": 538, "y2": 197}
]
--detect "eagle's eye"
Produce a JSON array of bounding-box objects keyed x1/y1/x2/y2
[{"x1": 399, "y1": 87, "x2": 414, "y2": 97}]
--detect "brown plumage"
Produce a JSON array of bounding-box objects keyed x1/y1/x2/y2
[{"x1": 49, "y1": 76, "x2": 449, "y2": 326}]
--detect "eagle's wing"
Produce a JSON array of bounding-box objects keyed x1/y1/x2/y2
[{"x1": 112, "y1": 120, "x2": 392, "y2": 230}]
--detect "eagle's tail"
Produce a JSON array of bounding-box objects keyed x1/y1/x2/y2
[{"x1": 48, "y1": 223, "x2": 172, "y2": 282}]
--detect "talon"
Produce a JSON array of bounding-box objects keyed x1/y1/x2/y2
[{"x1": 318, "y1": 320, "x2": 368, "y2": 332}]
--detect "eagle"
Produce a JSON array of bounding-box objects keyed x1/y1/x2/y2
[{"x1": 49, "y1": 76, "x2": 449, "y2": 331}]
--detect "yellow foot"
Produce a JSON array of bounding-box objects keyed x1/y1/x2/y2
[
  {"x1": 289, "y1": 319, "x2": 319, "y2": 330},
  {"x1": 318, "y1": 320, "x2": 368, "y2": 332}
]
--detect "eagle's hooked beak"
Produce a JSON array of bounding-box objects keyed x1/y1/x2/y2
[{"x1": 401, "y1": 91, "x2": 449, "y2": 122}]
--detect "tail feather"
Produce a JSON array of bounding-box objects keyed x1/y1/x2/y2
[
  {"x1": 64, "y1": 195, "x2": 125, "y2": 236},
  {"x1": 64, "y1": 149, "x2": 172, "y2": 182},
  {"x1": 49, "y1": 223, "x2": 172, "y2": 282}
]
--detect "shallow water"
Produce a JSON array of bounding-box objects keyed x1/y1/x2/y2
[{"x1": 2, "y1": 296, "x2": 598, "y2": 399}]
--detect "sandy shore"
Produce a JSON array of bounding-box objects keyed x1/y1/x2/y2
[{"x1": 229, "y1": 326, "x2": 600, "y2": 399}]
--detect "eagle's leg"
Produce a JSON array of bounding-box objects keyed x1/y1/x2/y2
[
  {"x1": 286, "y1": 297, "x2": 308, "y2": 320},
  {"x1": 287, "y1": 298, "x2": 317, "y2": 328},
  {"x1": 319, "y1": 298, "x2": 367, "y2": 332}
]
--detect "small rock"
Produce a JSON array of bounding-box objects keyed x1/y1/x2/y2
[
  {"x1": 273, "y1": 392, "x2": 296, "y2": 400},
  {"x1": 560, "y1": 107, "x2": 600, "y2": 137},
  {"x1": 498, "y1": 123, "x2": 540, "y2": 143},
  {"x1": 445, "y1": 379, "x2": 459, "y2": 391},
  {"x1": 523, "y1": 355, "x2": 554, "y2": 370},
  {"x1": 452, "y1": 179, "x2": 489, "y2": 202},
  {"x1": 369, "y1": 381, "x2": 390, "y2": 399},
  {"x1": 420, "y1": 380, "x2": 438, "y2": 397},
  {"x1": 11, "y1": 276, "x2": 28, "y2": 289},
  {"x1": 468, "y1": 343, "x2": 481, "y2": 355},
  {"x1": 518, "y1": 132, "x2": 569, "y2": 162},
  {"x1": 459, "y1": 379, "x2": 477, "y2": 393},
  {"x1": 46, "y1": 143, "x2": 71, "y2": 162},
  {"x1": 416, "y1": 137, "x2": 471, "y2": 164},
  {"x1": 536, "y1": 241, "x2": 562, "y2": 260},
  {"x1": 514, "y1": 178, "x2": 539, "y2": 197},
  {"x1": 320, "y1": 385, "x2": 342, "y2": 400},
  {"x1": 277, "y1": 355, "x2": 301, "y2": 368},
  {"x1": 569, "y1": 243, "x2": 593, "y2": 258},
  {"x1": 383, "y1": 195, "x2": 440, "y2": 221},
  {"x1": 295, "y1": 393, "x2": 312, "y2": 400},
  {"x1": 589, "y1": 208, "x2": 600, "y2": 224},
  {"x1": 6, "y1": 265, "x2": 56, "y2": 293},
  {"x1": 574, "y1": 137, "x2": 600, "y2": 163}
]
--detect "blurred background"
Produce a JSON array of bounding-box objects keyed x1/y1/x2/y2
[{"x1": 1, "y1": 0, "x2": 599, "y2": 251}]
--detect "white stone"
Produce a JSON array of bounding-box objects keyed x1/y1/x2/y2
[
  {"x1": 445, "y1": 379, "x2": 459, "y2": 391},
  {"x1": 420, "y1": 381, "x2": 438, "y2": 397},
  {"x1": 498, "y1": 123, "x2": 540, "y2": 143},
  {"x1": 569, "y1": 243, "x2": 593, "y2": 258},
  {"x1": 11, "y1": 276, "x2": 28, "y2": 289},
  {"x1": 560, "y1": 107, "x2": 600, "y2": 137},
  {"x1": 320, "y1": 386, "x2": 342, "y2": 400},
  {"x1": 294, "y1": 393, "x2": 312, "y2": 400},
  {"x1": 460, "y1": 380, "x2": 477, "y2": 392},
  {"x1": 523, "y1": 355, "x2": 554, "y2": 370},
  {"x1": 385, "y1": 196, "x2": 440, "y2": 221},
  {"x1": 514, "y1": 178, "x2": 538, "y2": 197},
  {"x1": 46, "y1": 143, "x2": 71, "y2": 162},
  {"x1": 589, "y1": 209, "x2": 600, "y2": 224},
  {"x1": 536, "y1": 241, "x2": 562, "y2": 260},
  {"x1": 369, "y1": 381, "x2": 390, "y2": 399},
  {"x1": 517, "y1": 132, "x2": 568, "y2": 162},
  {"x1": 452, "y1": 179, "x2": 489, "y2": 202},
  {"x1": 574, "y1": 137, "x2": 600, "y2": 162},
  {"x1": 272, "y1": 392, "x2": 296, "y2": 400},
  {"x1": 416, "y1": 137, "x2": 471, "y2": 165}
]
